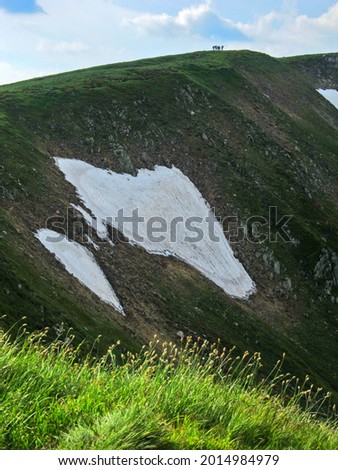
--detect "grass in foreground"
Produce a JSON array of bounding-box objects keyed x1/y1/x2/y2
[{"x1": 0, "y1": 328, "x2": 337, "y2": 450}]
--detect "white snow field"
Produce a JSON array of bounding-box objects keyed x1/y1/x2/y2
[
  {"x1": 36, "y1": 228, "x2": 124, "y2": 313},
  {"x1": 55, "y1": 158, "x2": 255, "y2": 299},
  {"x1": 317, "y1": 89, "x2": 338, "y2": 109}
]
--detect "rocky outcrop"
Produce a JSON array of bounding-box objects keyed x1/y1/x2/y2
[
  {"x1": 288, "y1": 53, "x2": 338, "y2": 89},
  {"x1": 314, "y1": 248, "x2": 338, "y2": 302}
]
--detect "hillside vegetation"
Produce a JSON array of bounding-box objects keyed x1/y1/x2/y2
[
  {"x1": 0, "y1": 50, "x2": 337, "y2": 402},
  {"x1": 0, "y1": 328, "x2": 337, "y2": 450}
]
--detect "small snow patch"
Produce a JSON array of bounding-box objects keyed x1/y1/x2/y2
[
  {"x1": 71, "y1": 203, "x2": 110, "y2": 241},
  {"x1": 36, "y1": 229, "x2": 123, "y2": 314},
  {"x1": 317, "y1": 89, "x2": 338, "y2": 109},
  {"x1": 85, "y1": 235, "x2": 100, "y2": 251}
]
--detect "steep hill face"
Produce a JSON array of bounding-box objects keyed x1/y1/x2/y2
[
  {"x1": 0, "y1": 50, "x2": 337, "y2": 397},
  {"x1": 285, "y1": 53, "x2": 338, "y2": 89}
]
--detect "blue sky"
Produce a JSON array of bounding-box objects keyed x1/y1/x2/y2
[
  {"x1": 0, "y1": 0, "x2": 43, "y2": 13},
  {"x1": 0, "y1": 0, "x2": 337, "y2": 84}
]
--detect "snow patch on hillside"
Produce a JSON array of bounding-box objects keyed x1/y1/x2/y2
[
  {"x1": 55, "y1": 158, "x2": 255, "y2": 299},
  {"x1": 55, "y1": 158, "x2": 255, "y2": 298},
  {"x1": 85, "y1": 235, "x2": 100, "y2": 251},
  {"x1": 317, "y1": 89, "x2": 338, "y2": 109},
  {"x1": 36, "y1": 228, "x2": 124, "y2": 313},
  {"x1": 71, "y1": 203, "x2": 109, "y2": 241}
]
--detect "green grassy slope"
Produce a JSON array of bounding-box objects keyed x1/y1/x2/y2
[
  {"x1": 0, "y1": 50, "x2": 337, "y2": 398},
  {"x1": 0, "y1": 330, "x2": 337, "y2": 450}
]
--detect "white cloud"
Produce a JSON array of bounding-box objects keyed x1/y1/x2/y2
[
  {"x1": 37, "y1": 39, "x2": 89, "y2": 53},
  {"x1": 53, "y1": 40, "x2": 88, "y2": 53},
  {"x1": 124, "y1": 1, "x2": 246, "y2": 40},
  {"x1": 306, "y1": 3, "x2": 338, "y2": 29},
  {"x1": 235, "y1": 2, "x2": 338, "y2": 56},
  {"x1": 127, "y1": 1, "x2": 213, "y2": 30},
  {"x1": 176, "y1": 1, "x2": 213, "y2": 27}
]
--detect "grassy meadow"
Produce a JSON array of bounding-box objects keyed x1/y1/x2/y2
[{"x1": 0, "y1": 327, "x2": 337, "y2": 450}]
